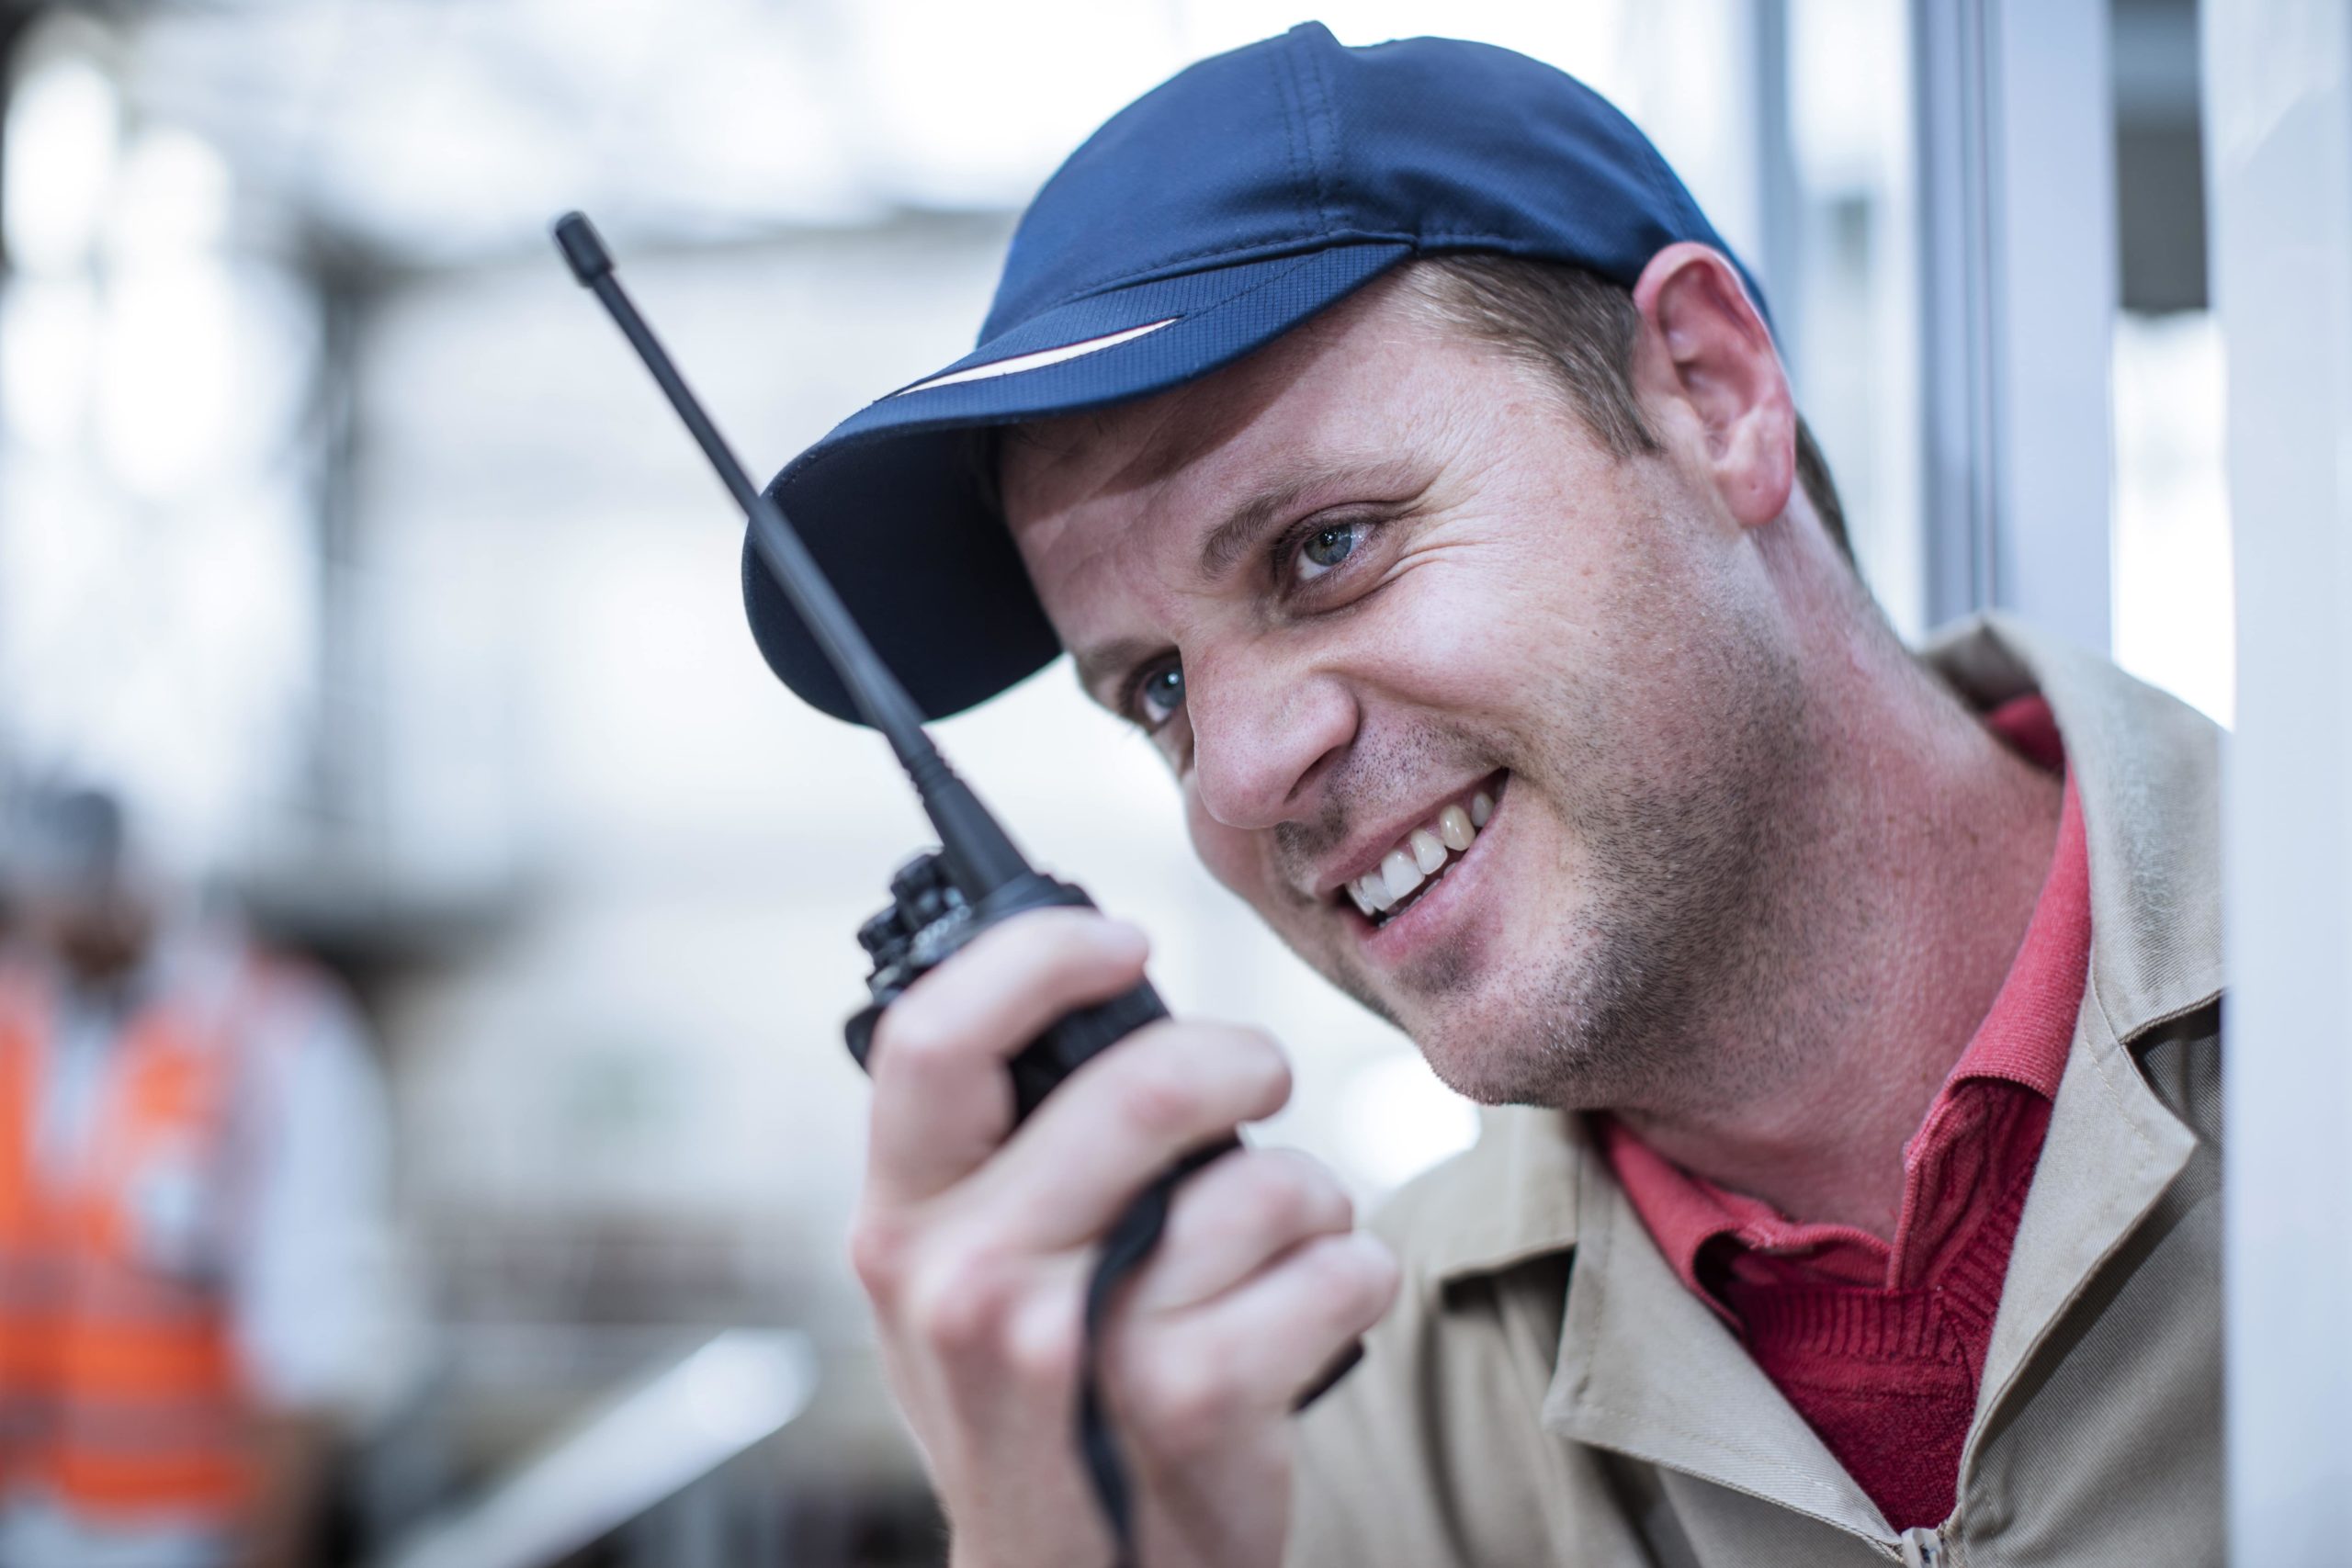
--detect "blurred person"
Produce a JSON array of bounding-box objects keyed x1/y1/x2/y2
[
  {"x1": 740, "y1": 25, "x2": 2222, "y2": 1568},
  {"x1": 0, "y1": 786, "x2": 411, "y2": 1568}
]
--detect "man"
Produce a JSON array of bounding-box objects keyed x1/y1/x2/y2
[
  {"x1": 743, "y1": 25, "x2": 2222, "y2": 1567},
  {"x1": 0, "y1": 786, "x2": 413, "y2": 1568}
]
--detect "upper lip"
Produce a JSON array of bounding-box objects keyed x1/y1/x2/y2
[{"x1": 1306, "y1": 775, "x2": 1498, "y2": 903}]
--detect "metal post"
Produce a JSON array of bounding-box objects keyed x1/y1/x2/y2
[
  {"x1": 1750, "y1": 0, "x2": 1804, "y2": 383},
  {"x1": 1914, "y1": 0, "x2": 1998, "y2": 623},
  {"x1": 1913, "y1": 0, "x2": 2116, "y2": 649},
  {"x1": 2205, "y1": 2, "x2": 2352, "y2": 1560}
]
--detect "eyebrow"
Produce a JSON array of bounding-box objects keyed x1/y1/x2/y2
[{"x1": 1195, "y1": 458, "x2": 1425, "y2": 582}]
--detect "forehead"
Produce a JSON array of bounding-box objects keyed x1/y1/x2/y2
[{"x1": 998, "y1": 277, "x2": 1469, "y2": 623}]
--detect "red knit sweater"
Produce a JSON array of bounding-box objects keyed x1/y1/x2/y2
[{"x1": 1601, "y1": 698, "x2": 2088, "y2": 1530}]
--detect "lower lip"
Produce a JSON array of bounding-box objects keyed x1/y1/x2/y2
[{"x1": 1350, "y1": 777, "x2": 1507, "y2": 962}]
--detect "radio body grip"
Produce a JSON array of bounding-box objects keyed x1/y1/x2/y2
[{"x1": 849, "y1": 853, "x2": 1175, "y2": 1121}]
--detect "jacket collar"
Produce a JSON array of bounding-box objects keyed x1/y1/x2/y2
[
  {"x1": 1410, "y1": 1100, "x2": 1584, "y2": 1280},
  {"x1": 1925, "y1": 614, "x2": 2225, "y2": 1039}
]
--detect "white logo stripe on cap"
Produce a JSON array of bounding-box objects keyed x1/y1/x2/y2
[{"x1": 890, "y1": 317, "x2": 1181, "y2": 397}]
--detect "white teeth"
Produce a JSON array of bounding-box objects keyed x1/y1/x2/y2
[
  {"x1": 1381, "y1": 848, "x2": 1424, "y2": 902},
  {"x1": 1409, "y1": 829, "x2": 1447, "y2": 874},
  {"x1": 1345, "y1": 788, "x2": 1498, "y2": 923}
]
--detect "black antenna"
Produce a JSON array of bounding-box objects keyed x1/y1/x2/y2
[{"x1": 553, "y1": 211, "x2": 1031, "y2": 899}]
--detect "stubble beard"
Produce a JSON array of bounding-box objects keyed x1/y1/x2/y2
[
  {"x1": 1516, "y1": 648, "x2": 1812, "y2": 1115},
  {"x1": 1298, "y1": 603, "x2": 1817, "y2": 1118}
]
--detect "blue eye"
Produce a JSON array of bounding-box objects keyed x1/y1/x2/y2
[
  {"x1": 1136, "y1": 661, "x2": 1185, "y2": 728},
  {"x1": 1296, "y1": 521, "x2": 1363, "y2": 581}
]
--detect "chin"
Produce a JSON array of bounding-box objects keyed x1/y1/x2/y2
[
  {"x1": 1404, "y1": 998, "x2": 1571, "y2": 1108},
  {"x1": 1379, "y1": 918, "x2": 1649, "y2": 1112},
  {"x1": 1347, "y1": 932, "x2": 1550, "y2": 1104}
]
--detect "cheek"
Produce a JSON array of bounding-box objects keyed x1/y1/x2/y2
[
  {"x1": 1372, "y1": 462, "x2": 1672, "y2": 718},
  {"x1": 1342, "y1": 550, "x2": 1597, "y2": 719}
]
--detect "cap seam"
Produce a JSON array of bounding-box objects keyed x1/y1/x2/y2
[
  {"x1": 1267, "y1": 39, "x2": 1320, "y2": 242},
  {"x1": 1291, "y1": 28, "x2": 1341, "y2": 232},
  {"x1": 1024, "y1": 212, "x2": 1683, "y2": 317},
  {"x1": 1000, "y1": 231, "x2": 1408, "y2": 317}
]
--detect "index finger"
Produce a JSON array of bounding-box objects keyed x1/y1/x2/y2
[{"x1": 864, "y1": 908, "x2": 1150, "y2": 1208}]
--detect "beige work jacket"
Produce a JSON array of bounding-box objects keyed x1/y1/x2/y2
[{"x1": 1289, "y1": 615, "x2": 2224, "y2": 1567}]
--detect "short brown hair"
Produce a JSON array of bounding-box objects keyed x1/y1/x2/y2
[{"x1": 1396, "y1": 253, "x2": 1852, "y2": 564}]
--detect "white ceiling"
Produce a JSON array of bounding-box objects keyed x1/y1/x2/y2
[{"x1": 90, "y1": 0, "x2": 1660, "y2": 268}]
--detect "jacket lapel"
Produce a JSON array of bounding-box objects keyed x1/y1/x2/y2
[
  {"x1": 1928, "y1": 615, "x2": 2222, "y2": 1455},
  {"x1": 1541, "y1": 1117, "x2": 1897, "y2": 1541}
]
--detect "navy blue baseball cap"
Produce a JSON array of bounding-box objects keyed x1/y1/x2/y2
[{"x1": 746, "y1": 21, "x2": 1763, "y2": 724}]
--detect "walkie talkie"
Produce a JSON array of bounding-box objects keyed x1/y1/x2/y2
[{"x1": 553, "y1": 210, "x2": 1351, "y2": 1563}]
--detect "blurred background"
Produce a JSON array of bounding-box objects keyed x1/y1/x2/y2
[{"x1": 0, "y1": 1, "x2": 2223, "y2": 1563}]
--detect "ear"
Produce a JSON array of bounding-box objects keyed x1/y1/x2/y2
[{"x1": 1629, "y1": 243, "x2": 1796, "y2": 531}]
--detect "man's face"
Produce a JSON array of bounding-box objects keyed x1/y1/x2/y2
[{"x1": 1001, "y1": 273, "x2": 1805, "y2": 1110}]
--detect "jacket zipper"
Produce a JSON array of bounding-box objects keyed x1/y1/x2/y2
[{"x1": 1898, "y1": 1525, "x2": 1945, "y2": 1566}]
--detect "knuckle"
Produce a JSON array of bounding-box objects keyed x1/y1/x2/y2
[
  {"x1": 1242, "y1": 1156, "x2": 1314, "y2": 1235},
  {"x1": 1224, "y1": 1026, "x2": 1295, "y2": 1112},
  {"x1": 1115, "y1": 1056, "x2": 1204, "y2": 1141},
  {"x1": 1132, "y1": 1355, "x2": 1236, "y2": 1458},
  {"x1": 1102, "y1": 918, "x2": 1151, "y2": 961},
  {"x1": 1329, "y1": 1235, "x2": 1402, "y2": 1316},
  {"x1": 1062, "y1": 910, "x2": 1150, "y2": 967},
  {"x1": 1000, "y1": 905, "x2": 1091, "y2": 946},
  {"x1": 905, "y1": 1247, "x2": 1019, "y2": 1358},
  {"x1": 1003, "y1": 1292, "x2": 1082, "y2": 1388},
  {"x1": 1262, "y1": 1151, "x2": 1351, "y2": 1235},
  {"x1": 995, "y1": 908, "x2": 1140, "y2": 978},
  {"x1": 869, "y1": 999, "x2": 956, "y2": 1077},
  {"x1": 1321, "y1": 1182, "x2": 1358, "y2": 1235},
  {"x1": 846, "y1": 1213, "x2": 909, "y2": 1299},
  {"x1": 1102, "y1": 1023, "x2": 1296, "y2": 1145},
  {"x1": 969, "y1": 909, "x2": 1061, "y2": 974}
]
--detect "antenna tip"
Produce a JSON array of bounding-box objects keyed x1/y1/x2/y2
[{"x1": 552, "y1": 211, "x2": 612, "y2": 286}]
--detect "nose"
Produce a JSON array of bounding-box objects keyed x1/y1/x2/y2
[{"x1": 1185, "y1": 643, "x2": 1356, "y2": 832}]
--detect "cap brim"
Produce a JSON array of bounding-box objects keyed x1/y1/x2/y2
[{"x1": 744, "y1": 240, "x2": 1413, "y2": 725}]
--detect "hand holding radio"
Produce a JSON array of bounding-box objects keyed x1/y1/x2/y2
[{"x1": 850, "y1": 907, "x2": 1395, "y2": 1568}]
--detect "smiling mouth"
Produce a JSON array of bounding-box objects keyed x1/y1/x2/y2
[{"x1": 1343, "y1": 773, "x2": 1506, "y2": 931}]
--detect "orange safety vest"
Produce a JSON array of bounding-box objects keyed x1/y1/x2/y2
[{"x1": 0, "y1": 956, "x2": 262, "y2": 1525}]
